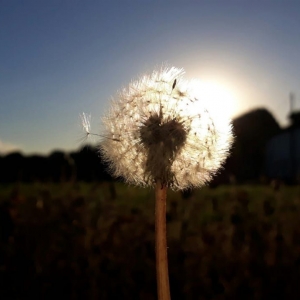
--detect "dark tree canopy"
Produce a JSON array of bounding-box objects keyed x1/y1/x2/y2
[
  {"x1": 230, "y1": 108, "x2": 281, "y2": 181},
  {"x1": 0, "y1": 109, "x2": 285, "y2": 184},
  {"x1": 211, "y1": 108, "x2": 281, "y2": 185}
]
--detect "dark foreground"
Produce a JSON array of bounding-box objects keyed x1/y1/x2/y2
[{"x1": 0, "y1": 182, "x2": 300, "y2": 299}]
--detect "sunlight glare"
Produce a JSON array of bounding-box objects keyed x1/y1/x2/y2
[{"x1": 192, "y1": 80, "x2": 237, "y2": 122}]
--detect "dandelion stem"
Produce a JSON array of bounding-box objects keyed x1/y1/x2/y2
[{"x1": 155, "y1": 180, "x2": 171, "y2": 300}]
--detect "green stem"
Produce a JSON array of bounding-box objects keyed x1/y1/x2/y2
[{"x1": 155, "y1": 180, "x2": 171, "y2": 300}]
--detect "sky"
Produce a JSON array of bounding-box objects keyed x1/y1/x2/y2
[{"x1": 1, "y1": 0, "x2": 300, "y2": 155}]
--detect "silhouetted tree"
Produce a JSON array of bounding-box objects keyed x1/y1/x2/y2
[
  {"x1": 70, "y1": 145, "x2": 112, "y2": 182},
  {"x1": 0, "y1": 152, "x2": 24, "y2": 182},
  {"x1": 23, "y1": 155, "x2": 48, "y2": 182},
  {"x1": 48, "y1": 151, "x2": 76, "y2": 182},
  {"x1": 230, "y1": 108, "x2": 281, "y2": 181},
  {"x1": 0, "y1": 109, "x2": 282, "y2": 184}
]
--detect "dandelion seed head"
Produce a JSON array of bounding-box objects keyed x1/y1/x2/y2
[{"x1": 100, "y1": 67, "x2": 233, "y2": 190}]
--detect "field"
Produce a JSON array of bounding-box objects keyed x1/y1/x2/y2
[{"x1": 1, "y1": 182, "x2": 300, "y2": 299}]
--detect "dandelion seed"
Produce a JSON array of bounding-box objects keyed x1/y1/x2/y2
[
  {"x1": 80, "y1": 112, "x2": 91, "y2": 136},
  {"x1": 79, "y1": 113, "x2": 120, "y2": 143},
  {"x1": 76, "y1": 112, "x2": 91, "y2": 144},
  {"x1": 172, "y1": 79, "x2": 177, "y2": 90}
]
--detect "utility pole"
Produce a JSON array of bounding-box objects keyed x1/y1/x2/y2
[
  {"x1": 290, "y1": 92, "x2": 294, "y2": 114},
  {"x1": 289, "y1": 92, "x2": 296, "y2": 182}
]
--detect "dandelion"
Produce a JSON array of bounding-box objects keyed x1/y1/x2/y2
[
  {"x1": 100, "y1": 67, "x2": 233, "y2": 190},
  {"x1": 99, "y1": 67, "x2": 233, "y2": 300}
]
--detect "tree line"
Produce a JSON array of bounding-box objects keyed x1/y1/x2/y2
[{"x1": 0, "y1": 108, "x2": 283, "y2": 184}]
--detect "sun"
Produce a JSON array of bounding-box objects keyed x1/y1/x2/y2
[{"x1": 192, "y1": 80, "x2": 237, "y2": 122}]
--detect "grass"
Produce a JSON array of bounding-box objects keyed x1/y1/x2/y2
[{"x1": 0, "y1": 182, "x2": 300, "y2": 299}]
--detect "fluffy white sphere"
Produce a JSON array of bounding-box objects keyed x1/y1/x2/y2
[{"x1": 100, "y1": 67, "x2": 233, "y2": 190}]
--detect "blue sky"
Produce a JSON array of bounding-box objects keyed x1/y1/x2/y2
[{"x1": 1, "y1": 0, "x2": 300, "y2": 154}]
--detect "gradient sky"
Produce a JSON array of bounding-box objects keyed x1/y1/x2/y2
[{"x1": 1, "y1": 0, "x2": 300, "y2": 155}]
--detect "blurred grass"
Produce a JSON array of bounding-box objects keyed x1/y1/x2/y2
[{"x1": 1, "y1": 182, "x2": 300, "y2": 299}]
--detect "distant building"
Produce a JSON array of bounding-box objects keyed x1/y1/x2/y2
[{"x1": 266, "y1": 112, "x2": 300, "y2": 181}]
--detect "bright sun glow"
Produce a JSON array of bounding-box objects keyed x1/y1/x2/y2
[{"x1": 192, "y1": 80, "x2": 237, "y2": 122}]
